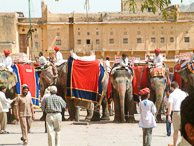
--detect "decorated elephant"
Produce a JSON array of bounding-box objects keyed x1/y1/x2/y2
[
  {"x1": 110, "y1": 69, "x2": 135, "y2": 123},
  {"x1": 39, "y1": 61, "x2": 110, "y2": 121},
  {"x1": 147, "y1": 67, "x2": 169, "y2": 122},
  {"x1": 0, "y1": 70, "x2": 17, "y2": 123},
  {"x1": 178, "y1": 64, "x2": 194, "y2": 94}
]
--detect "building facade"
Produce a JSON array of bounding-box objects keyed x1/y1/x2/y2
[{"x1": 0, "y1": 0, "x2": 194, "y2": 71}]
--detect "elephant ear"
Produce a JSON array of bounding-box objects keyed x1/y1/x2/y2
[{"x1": 178, "y1": 68, "x2": 189, "y2": 82}]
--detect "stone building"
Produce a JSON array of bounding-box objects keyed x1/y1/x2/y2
[{"x1": 0, "y1": 0, "x2": 194, "y2": 71}]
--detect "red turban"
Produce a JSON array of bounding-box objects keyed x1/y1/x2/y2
[
  {"x1": 140, "y1": 88, "x2": 150, "y2": 96},
  {"x1": 54, "y1": 46, "x2": 60, "y2": 51},
  {"x1": 154, "y1": 49, "x2": 160, "y2": 53},
  {"x1": 34, "y1": 63, "x2": 39, "y2": 66},
  {"x1": 106, "y1": 56, "x2": 111, "y2": 59},
  {"x1": 4, "y1": 50, "x2": 10, "y2": 55}
]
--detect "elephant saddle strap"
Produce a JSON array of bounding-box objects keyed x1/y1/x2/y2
[
  {"x1": 150, "y1": 67, "x2": 165, "y2": 77},
  {"x1": 188, "y1": 63, "x2": 194, "y2": 74}
]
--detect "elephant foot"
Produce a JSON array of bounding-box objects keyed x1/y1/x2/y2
[
  {"x1": 113, "y1": 119, "x2": 120, "y2": 123},
  {"x1": 156, "y1": 119, "x2": 166, "y2": 123},
  {"x1": 108, "y1": 108, "x2": 113, "y2": 116},
  {"x1": 40, "y1": 116, "x2": 45, "y2": 121},
  {"x1": 67, "y1": 117, "x2": 75, "y2": 121},
  {"x1": 91, "y1": 111, "x2": 100, "y2": 121},
  {"x1": 100, "y1": 115, "x2": 110, "y2": 120},
  {"x1": 127, "y1": 118, "x2": 137, "y2": 123},
  {"x1": 62, "y1": 117, "x2": 66, "y2": 121}
]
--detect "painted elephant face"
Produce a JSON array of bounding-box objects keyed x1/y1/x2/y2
[{"x1": 178, "y1": 68, "x2": 189, "y2": 82}]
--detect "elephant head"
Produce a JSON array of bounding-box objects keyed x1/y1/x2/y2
[
  {"x1": 178, "y1": 67, "x2": 194, "y2": 94},
  {"x1": 111, "y1": 69, "x2": 134, "y2": 122}
]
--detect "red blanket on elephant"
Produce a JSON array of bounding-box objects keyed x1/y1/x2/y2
[
  {"x1": 172, "y1": 64, "x2": 185, "y2": 89},
  {"x1": 141, "y1": 65, "x2": 170, "y2": 88},
  {"x1": 67, "y1": 57, "x2": 105, "y2": 103}
]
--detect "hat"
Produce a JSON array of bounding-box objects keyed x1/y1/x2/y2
[
  {"x1": 50, "y1": 86, "x2": 57, "y2": 93},
  {"x1": 140, "y1": 88, "x2": 150, "y2": 95},
  {"x1": 122, "y1": 54, "x2": 128, "y2": 57},
  {"x1": 106, "y1": 56, "x2": 111, "y2": 59},
  {"x1": 54, "y1": 46, "x2": 60, "y2": 51},
  {"x1": 4, "y1": 50, "x2": 10, "y2": 55},
  {"x1": 22, "y1": 84, "x2": 28, "y2": 88},
  {"x1": 34, "y1": 63, "x2": 39, "y2": 66},
  {"x1": 154, "y1": 49, "x2": 160, "y2": 53}
]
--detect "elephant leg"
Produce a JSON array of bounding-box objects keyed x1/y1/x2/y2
[
  {"x1": 85, "y1": 102, "x2": 94, "y2": 121},
  {"x1": 126, "y1": 91, "x2": 135, "y2": 123},
  {"x1": 101, "y1": 98, "x2": 110, "y2": 120},
  {"x1": 108, "y1": 101, "x2": 113, "y2": 116},
  {"x1": 61, "y1": 109, "x2": 66, "y2": 121},
  {"x1": 66, "y1": 99, "x2": 75, "y2": 121},
  {"x1": 113, "y1": 90, "x2": 121, "y2": 123}
]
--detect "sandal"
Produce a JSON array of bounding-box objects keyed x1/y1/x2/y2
[
  {"x1": 0, "y1": 131, "x2": 9, "y2": 134},
  {"x1": 23, "y1": 141, "x2": 28, "y2": 145}
]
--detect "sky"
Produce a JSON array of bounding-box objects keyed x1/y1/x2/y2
[{"x1": 0, "y1": 0, "x2": 193, "y2": 18}]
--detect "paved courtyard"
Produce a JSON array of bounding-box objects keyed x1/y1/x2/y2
[{"x1": 0, "y1": 109, "x2": 181, "y2": 146}]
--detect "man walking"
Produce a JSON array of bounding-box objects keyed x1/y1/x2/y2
[
  {"x1": 0, "y1": 86, "x2": 16, "y2": 134},
  {"x1": 167, "y1": 81, "x2": 187, "y2": 146},
  {"x1": 41, "y1": 86, "x2": 66, "y2": 146},
  {"x1": 15, "y1": 86, "x2": 34, "y2": 145}
]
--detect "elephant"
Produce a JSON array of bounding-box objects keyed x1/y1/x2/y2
[
  {"x1": 110, "y1": 69, "x2": 135, "y2": 123},
  {"x1": 0, "y1": 71, "x2": 17, "y2": 123},
  {"x1": 148, "y1": 67, "x2": 169, "y2": 122},
  {"x1": 39, "y1": 62, "x2": 110, "y2": 121},
  {"x1": 178, "y1": 66, "x2": 194, "y2": 94}
]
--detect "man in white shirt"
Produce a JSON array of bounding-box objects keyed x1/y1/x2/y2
[
  {"x1": 148, "y1": 49, "x2": 163, "y2": 68},
  {"x1": 0, "y1": 50, "x2": 13, "y2": 72},
  {"x1": 54, "y1": 46, "x2": 63, "y2": 65},
  {"x1": 38, "y1": 52, "x2": 47, "y2": 68},
  {"x1": 104, "y1": 56, "x2": 111, "y2": 73},
  {"x1": 178, "y1": 93, "x2": 194, "y2": 146},
  {"x1": 139, "y1": 87, "x2": 157, "y2": 146},
  {"x1": 0, "y1": 86, "x2": 16, "y2": 134},
  {"x1": 167, "y1": 81, "x2": 187, "y2": 146},
  {"x1": 120, "y1": 54, "x2": 129, "y2": 68}
]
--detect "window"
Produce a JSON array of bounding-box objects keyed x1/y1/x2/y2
[
  {"x1": 87, "y1": 32, "x2": 90, "y2": 36},
  {"x1": 34, "y1": 34, "x2": 38, "y2": 38},
  {"x1": 124, "y1": 32, "x2": 127, "y2": 35},
  {"x1": 152, "y1": 32, "x2": 155, "y2": 35},
  {"x1": 96, "y1": 32, "x2": 99, "y2": 36},
  {"x1": 77, "y1": 39, "x2": 81, "y2": 45},
  {"x1": 148, "y1": 7, "x2": 152, "y2": 12},
  {"x1": 86, "y1": 39, "x2": 90, "y2": 44},
  {"x1": 186, "y1": 31, "x2": 188, "y2": 34},
  {"x1": 96, "y1": 39, "x2": 100, "y2": 44},
  {"x1": 161, "y1": 26, "x2": 164, "y2": 29},
  {"x1": 170, "y1": 37, "x2": 174, "y2": 42},
  {"x1": 34, "y1": 42, "x2": 38, "y2": 49},
  {"x1": 78, "y1": 32, "x2": 81, "y2": 36},
  {"x1": 151, "y1": 38, "x2": 156, "y2": 43},
  {"x1": 56, "y1": 40, "x2": 61, "y2": 46},
  {"x1": 137, "y1": 31, "x2": 141, "y2": 35},
  {"x1": 96, "y1": 28, "x2": 99, "y2": 30},
  {"x1": 123, "y1": 38, "x2": 128, "y2": 44},
  {"x1": 160, "y1": 37, "x2": 165, "y2": 43},
  {"x1": 57, "y1": 32, "x2": 60, "y2": 36},
  {"x1": 184, "y1": 37, "x2": 190, "y2": 43},
  {"x1": 161, "y1": 31, "x2": 164, "y2": 35},
  {"x1": 110, "y1": 32, "x2": 113, "y2": 35},
  {"x1": 152, "y1": 27, "x2": 155, "y2": 29},
  {"x1": 109, "y1": 39, "x2": 114, "y2": 44},
  {"x1": 78, "y1": 28, "x2": 80, "y2": 30},
  {"x1": 137, "y1": 38, "x2": 142, "y2": 44},
  {"x1": 170, "y1": 31, "x2": 173, "y2": 35},
  {"x1": 22, "y1": 28, "x2": 25, "y2": 32}
]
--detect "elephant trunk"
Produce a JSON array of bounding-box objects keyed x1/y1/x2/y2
[
  {"x1": 119, "y1": 92, "x2": 125, "y2": 122},
  {"x1": 155, "y1": 87, "x2": 165, "y2": 120}
]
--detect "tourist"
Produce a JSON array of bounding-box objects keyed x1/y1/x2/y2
[
  {"x1": 139, "y1": 87, "x2": 156, "y2": 146},
  {"x1": 41, "y1": 86, "x2": 66, "y2": 146},
  {"x1": 167, "y1": 81, "x2": 187, "y2": 146}
]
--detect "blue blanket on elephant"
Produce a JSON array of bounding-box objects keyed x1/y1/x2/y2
[{"x1": 67, "y1": 57, "x2": 105, "y2": 103}]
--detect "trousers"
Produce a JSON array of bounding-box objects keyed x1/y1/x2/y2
[
  {"x1": 46, "y1": 113, "x2": 62, "y2": 146},
  {"x1": 0, "y1": 112, "x2": 7, "y2": 132},
  {"x1": 142, "y1": 128, "x2": 153, "y2": 146},
  {"x1": 20, "y1": 116, "x2": 32, "y2": 142}
]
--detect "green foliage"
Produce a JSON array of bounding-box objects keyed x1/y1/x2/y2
[{"x1": 124, "y1": 0, "x2": 180, "y2": 21}]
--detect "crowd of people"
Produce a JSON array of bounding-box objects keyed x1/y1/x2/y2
[{"x1": 0, "y1": 47, "x2": 194, "y2": 146}]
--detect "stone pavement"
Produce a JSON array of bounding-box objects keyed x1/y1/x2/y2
[{"x1": 0, "y1": 109, "x2": 181, "y2": 146}]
